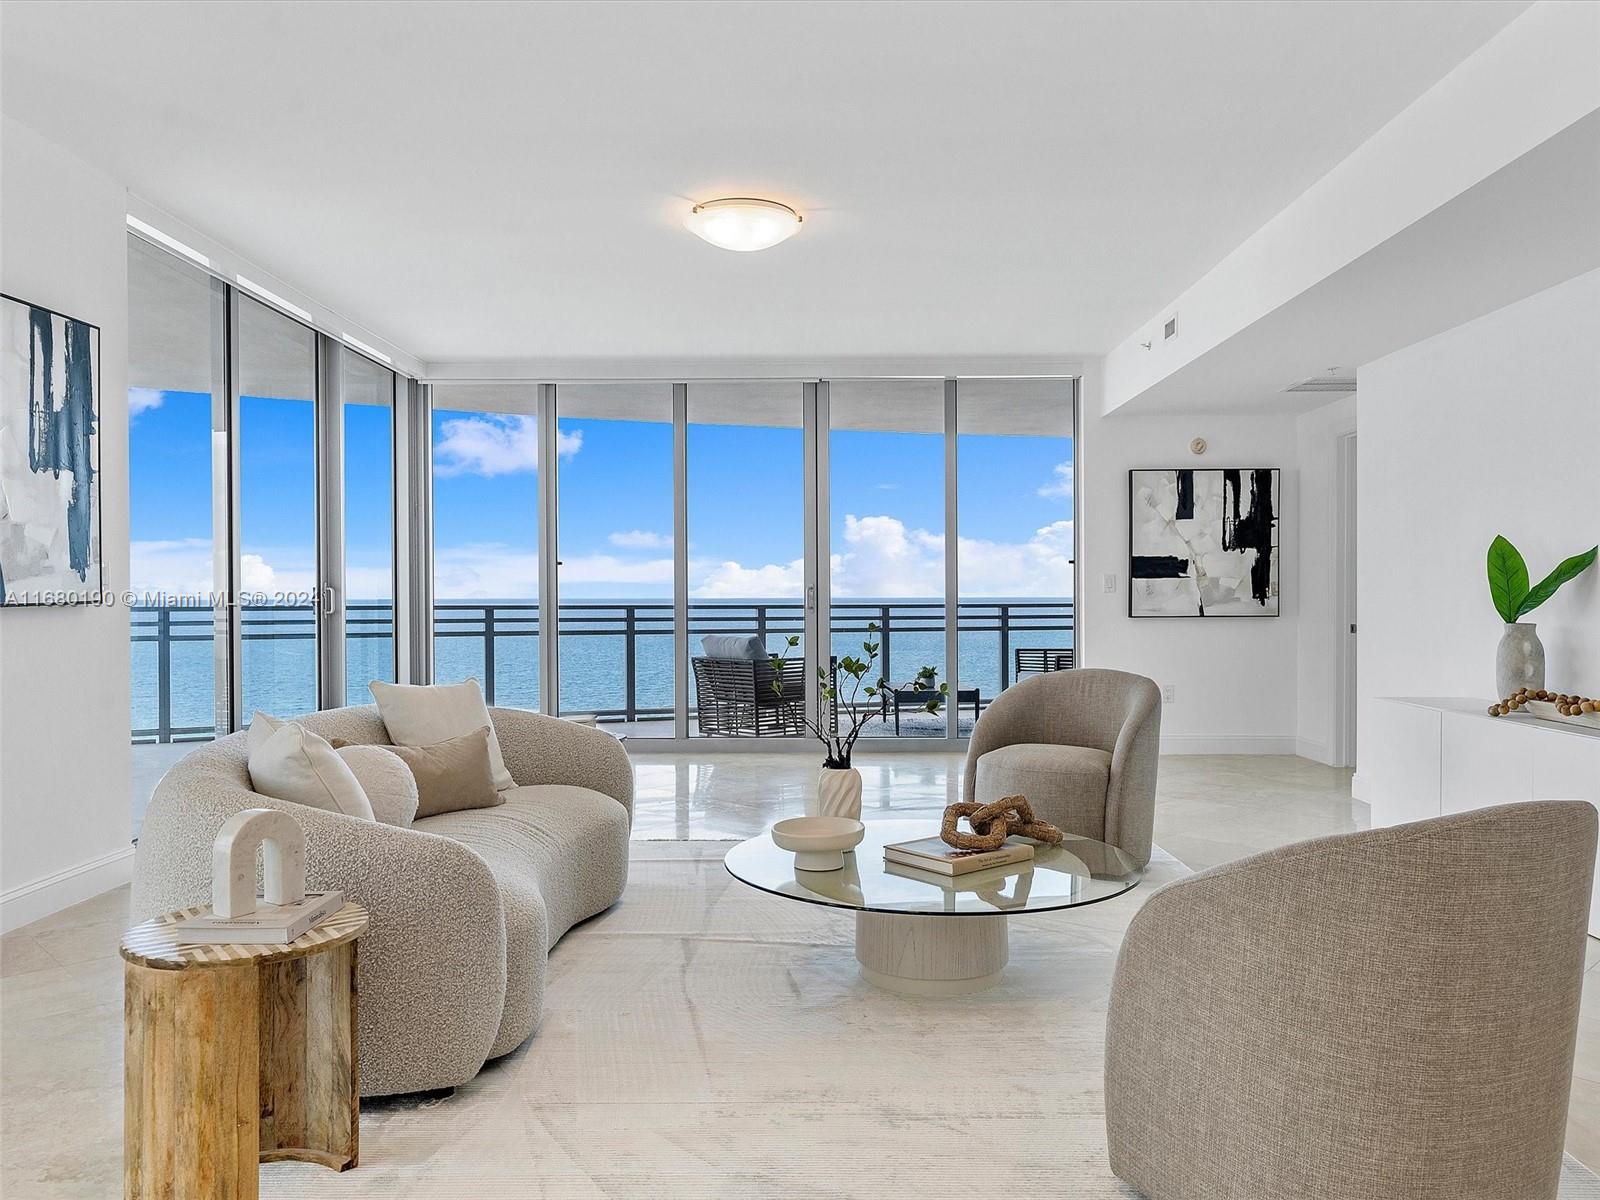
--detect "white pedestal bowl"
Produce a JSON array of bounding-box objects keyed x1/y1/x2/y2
[{"x1": 771, "y1": 816, "x2": 865, "y2": 871}]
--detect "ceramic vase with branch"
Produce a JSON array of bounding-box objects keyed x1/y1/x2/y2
[
  {"x1": 1486, "y1": 535, "x2": 1597, "y2": 698},
  {"x1": 769, "y1": 623, "x2": 948, "y2": 820}
]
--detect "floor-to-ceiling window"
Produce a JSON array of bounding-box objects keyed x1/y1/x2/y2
[
  {"x1": 828, "y1": 380, "x2": 949, "y2": 739},
  {"x1": 130, "y1": 259, "x2": 1078, "y2": 757},
  {"x1": 127, "y1": 236, "x2": 222, "y2": 745},
  {"x1": 687, "y1": 382, "x2": 807, "y2": 738},
  {"x1": 235, "y1": 296, "x2": 319, "y2": 723},
  {"x1": 554, "y1": 383, "x2": 676, "y2": 734},
  {"x1": 956, "y1": 379, "x2": 1075, "y2": 704},
  {"x1": 414, "y1": 373, "x2": 1075, "y2": 745},
  {"x1": 431, "y1": 386, "x2": 540, "y2": 709},
  {"x1": 342, "y1": 351, "x2": 396, "y2": 703}
]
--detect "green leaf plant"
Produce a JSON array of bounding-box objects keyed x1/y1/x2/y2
[
  {"x1": 1487, "y1": 535, "x2": 1597, "y2": 624},
  {"x1": 768, "y1": 625, "x2": 948, "y2": 769}
]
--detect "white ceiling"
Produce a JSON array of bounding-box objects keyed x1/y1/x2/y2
[{"x1": 2, "y1": 0, "x2": 1530, "y2": 365}]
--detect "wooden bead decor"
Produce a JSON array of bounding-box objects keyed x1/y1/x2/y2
[
  {"x1": 940, "y1": 796, "x2": 1065, "y2": 850},
  {"x1": 1489, "y1": 687, "x2": 1600, "y2": 718}
]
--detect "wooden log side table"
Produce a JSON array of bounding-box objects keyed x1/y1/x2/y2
[{"x1": 121, "y1": 902, "x2": 368, "y2": 1200}]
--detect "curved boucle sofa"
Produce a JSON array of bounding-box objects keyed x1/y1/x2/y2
[{"x1": 130, "y1": 704, "x2": 632, "y2": 1097}]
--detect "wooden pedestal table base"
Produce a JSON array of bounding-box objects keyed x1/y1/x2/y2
[
  {"x1": 854, "y1": 911, "x2": 1009, "y2": 995},
  {"x1": 121, "y1": 902, "x2": 369, "y2": 1200}
]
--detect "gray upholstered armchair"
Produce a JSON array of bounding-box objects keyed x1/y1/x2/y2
[
  {"x1": 1105, "y1": 801, "x2": 1597, "y2": 1200},
  {"x1": 962, "y1": 667, "x2": 1161, "y2": 867}
]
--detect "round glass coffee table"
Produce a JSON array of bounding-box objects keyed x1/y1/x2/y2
[{"x1": 724, "y1": 819, "x2": 1143, "y2": 995}]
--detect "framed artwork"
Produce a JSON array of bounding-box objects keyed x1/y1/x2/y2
[
  {"x1": 1129, "y1": 468, "x2": 1279, "y2": 617},
  {"x1": 0, "y1": 294, "x2": 102, "y2": 605}
]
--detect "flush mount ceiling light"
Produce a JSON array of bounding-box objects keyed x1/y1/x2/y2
[{"x1": 685, "y1": 197, "x2": 802, "y2": 252}]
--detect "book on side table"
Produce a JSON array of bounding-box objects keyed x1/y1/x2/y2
[
  {"x1": 174, "y1": 890, "x2": 345, "y2": 944},
  {"x1": 883, "y1": 837, "x2": 1033, "y2": 877}
]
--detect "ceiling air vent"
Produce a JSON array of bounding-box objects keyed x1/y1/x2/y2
[{"x1": 1282, "y1": 376, "x2": 1356, "y2": 394}]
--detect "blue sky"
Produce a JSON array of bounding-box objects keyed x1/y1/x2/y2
[{"x1": 129, "y1": 391, "x2": 1073, "y2": 601}]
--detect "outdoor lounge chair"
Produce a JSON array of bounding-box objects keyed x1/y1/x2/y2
[{"x1": 691, "y1": 635, "x2": 805, "y2": 736}]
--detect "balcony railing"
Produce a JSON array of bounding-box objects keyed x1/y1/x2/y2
[{"x1": 131, "y1": 599, "x2": 1073, "y2": 742}]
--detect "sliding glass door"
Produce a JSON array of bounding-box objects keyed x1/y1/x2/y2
[
  {"x1": 341, "y1": 352, "x2": 397, "y2": 704},
  {"x1": 687, "y1": 382, "x2": 808, "y2": 739},
  {"x1": 414, "y1": 374, "x2": 1076, "y2": 747},
  {"x1": 827, "y1": 380, "x2": 948, "y2": 739},
  {"x1": 956, "y1": 379, "x2": 1076, "y2": 704},
  {"x1": 127, "y1": 237, "x2": 225, "y2": 745},
  {"x1": 430, "y1": 386, "x2": 542, "y2": 709},
  {"x1": 128, "y1": 234, "x2": 410, "y2": 749},
  {"x1": 236, "y1": 295, "x2": 319, "y2": 725},
  {"x1": 554, "y1": 383, "x2": 676, "y2": 735}
]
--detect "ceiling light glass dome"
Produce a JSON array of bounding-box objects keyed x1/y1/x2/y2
[{"x1": 685, "y1": 198, "x2": 803, "y2": 252}]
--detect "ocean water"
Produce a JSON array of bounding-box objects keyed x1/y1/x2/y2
[{"x1": 131, "y1": 599, "x2": 1073, "y2": 738}]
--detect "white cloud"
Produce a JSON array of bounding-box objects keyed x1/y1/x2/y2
[
  {"x1": 132, "y1": 517, "x2": 1069, "y2": 610},
  {"x1": 956, "y1": 519, "x2": 1074, "y2": 597},
  {"x1": 128, "y1": 540, "x2": 316, "y2": 598},
  {"x1": 130, "y1": 538, "x2": 213, "y2": 597},
  {"x1": 692, "y1": 557, "x2": 805, "y2": 599},
  {"x1": 831, "y1": 513, "x2": 946, "y2": 597},
  {"x1": 684, "y1": 514, "x2": 1073, "y2": 601},
  {"x1": 1037, "y1": 459, "x2": 1073, "y2": 500},
  {"x1": 433, "y1": 415, "x2": 582, "y2": 477},
  {"x1": 345, "y1": 563, "x2": 395, "y2": 600},
  {"x1": 823, "y1": 513, "x2": 1073, "y2": 598},
  {"x1": 434, "y1": 544, "x2": 676, "y2": 599},
  {"x1": 434, "y1": 543, "x2": 539, "y2": 599},
  {"x1": 128, "y1": 388, "x2": 165, "y2": 418},
  {"x1": 608, "y1": 529, "x2": 672, "y2": 550},
  {"x1": 561, "y1": 554, "x2": 674, "y2": 589}
]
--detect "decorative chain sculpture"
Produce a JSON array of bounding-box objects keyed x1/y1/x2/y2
[{"x1": 940, "y1": 796, "x2": 1064, "y2": 850}]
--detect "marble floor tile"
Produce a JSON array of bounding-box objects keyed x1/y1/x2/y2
[{"x1": 11, "y1": 750, "x2": 1600, "y2": 1185}]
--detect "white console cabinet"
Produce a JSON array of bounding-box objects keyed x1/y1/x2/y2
[{"x1": 1365, "y1": 697, "x2": 1600, "y2": 935}]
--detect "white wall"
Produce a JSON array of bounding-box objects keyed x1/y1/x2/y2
[
  {"x1": 1294, "y1": 395, "x2": 1358, "y2": 765},
  {"x1": 1078, "y1": 367, "x2": 1302, "y2": 753},
  {"x1": 0, "y1": 118, "x2": 132, "y2": 932},
  {"x1": 1354, "y1": 270, "x2": 1600, "y2": 797},
  {"x1": 1102, "y1": 0, "x2": 1600, "y2": 412}
]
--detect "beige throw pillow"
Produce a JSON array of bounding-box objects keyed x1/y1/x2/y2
[
  {"x1": 336, "y1": 745, "x2": 420, "y2": 827},
  {"x1": 246, "y1": 720, "x2": 375, "y2": 821},
  {"x1": 386, "y1": 727, "x2": 505, "y2": 819},
  {"x1": 370, "y1": 680, "x2": 515, "y2": 791}
]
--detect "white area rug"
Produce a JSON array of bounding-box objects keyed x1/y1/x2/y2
[{"x1": 259, "y1": 842, "x2": 1600, "y2": 1199}]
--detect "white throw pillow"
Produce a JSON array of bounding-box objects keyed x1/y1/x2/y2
[
  {"x1": 247, "y1": 709, "x2": 289, "y2": 755},
  {"x1": 247, "y1": 720, "x2": 375, "y2": 821},
  {"x1": 369, "y1": 679, "x2": 514, "y2": 791},
  {"x1": 336, "y1": 745, "x2": 419, "y2": 828}
]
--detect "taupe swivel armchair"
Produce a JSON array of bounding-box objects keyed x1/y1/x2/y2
[
  {"x1": 963, "y1": 668, "x2": 1161, "y2": 867},
  {"x1": 1105, "y1": 801, "x2": 1597, "y2": 1200}
]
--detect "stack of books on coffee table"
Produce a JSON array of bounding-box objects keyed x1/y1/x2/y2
[{"x1": 883, "y1": 836, "x2": 1033, "y2": 876}]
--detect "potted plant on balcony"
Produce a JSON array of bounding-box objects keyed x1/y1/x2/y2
[
  {"x1": 1487, "y1": 535, "x2": 1597, "y2": 697},
  {"x1": 769, "y1": 624, "x2": 948, "y2": 820}
]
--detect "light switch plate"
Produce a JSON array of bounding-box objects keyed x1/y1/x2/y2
[
  {"x1": 1102, "y1": 572, "x2": 1117, "y2": 593},
  {"x1": 1163, "y1": 684, "x2": 1176, "y2": 703}
]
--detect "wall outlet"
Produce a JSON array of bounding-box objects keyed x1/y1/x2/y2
[
  {"x1": 1101, "y1": 572, "x2": 1117, "y2": 593},
  {"x1": 1162, "y1": 684, "x2": 1176, "y2": 704}
]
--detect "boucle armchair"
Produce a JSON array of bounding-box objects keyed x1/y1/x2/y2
[
  {"x1": 1106, "y1": 801, "x2": 1597, "y2": 1200},
  {"x1": 963, "y1": 668, "x2": 1160, "y2": 867},
  {"x1": 130, "y1": 705, "x2": 633, "y2": 1097}
]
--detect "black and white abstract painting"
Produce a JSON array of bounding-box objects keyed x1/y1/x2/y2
[
  {"x1": 0, "y1": 294, "x2": 102, "y2": 605},
  {"x1": 1129, "y1": 468, "x2": 1279, "y2": 617}
]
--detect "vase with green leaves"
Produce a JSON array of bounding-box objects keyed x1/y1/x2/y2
[
  {"x1": 1487, "y1": 535, "x2": 1597, "y2": 698},
  {"x1": 769, "y1": 623, "x2": 948, "y2": 820}
]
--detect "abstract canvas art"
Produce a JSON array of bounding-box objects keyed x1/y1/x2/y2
[
  {"x1": 0, "y1": 294, "x2": 101, "y2": 605},
  {"x1": 1129, "y1": 468, "x2": 1279, "y2": 617}
]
